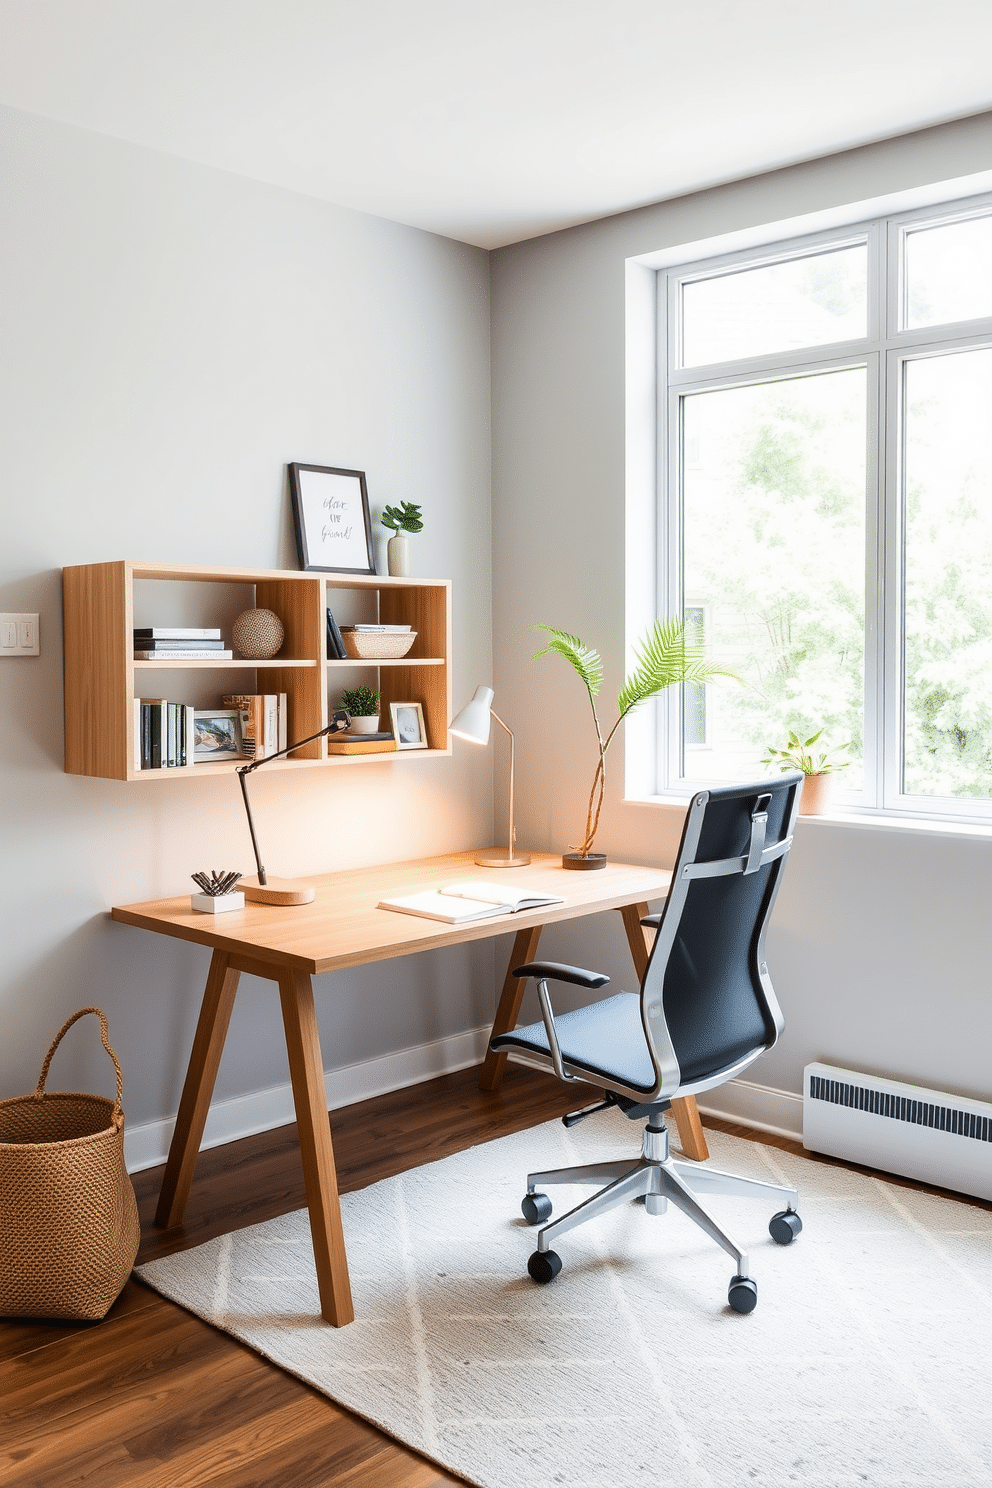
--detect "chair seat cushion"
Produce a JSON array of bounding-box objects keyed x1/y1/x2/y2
[{"x1": 491, "y1": 992, "x2": 657, "y2": 1093}]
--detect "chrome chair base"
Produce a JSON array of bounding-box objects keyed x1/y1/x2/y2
[{"x1": 526, "y1": 1121, "x2": 799, "y2": 1282}]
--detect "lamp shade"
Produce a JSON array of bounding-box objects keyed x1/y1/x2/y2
[{"x1": 450, "y1": 685, "x2": 494, "y2": 745}]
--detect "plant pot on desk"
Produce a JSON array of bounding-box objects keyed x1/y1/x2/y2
[{"x1": 562, "y1": 852, "x2": 608, "y2": 870}]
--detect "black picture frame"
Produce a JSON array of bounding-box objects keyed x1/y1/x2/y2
[{"x1": 288, "y1": 463, "x2": 376, "y2": 574}]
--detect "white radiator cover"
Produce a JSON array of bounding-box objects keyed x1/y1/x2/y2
[{"x1": 803, "y1": 1062, "x2": 992, "y2": 1202}]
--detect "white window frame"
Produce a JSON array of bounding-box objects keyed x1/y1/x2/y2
[{"x1": 651, "y1": 190, "x2": 992, "y2": 823}]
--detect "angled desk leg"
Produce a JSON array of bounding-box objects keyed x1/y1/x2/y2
[
  {"x1": 479, "y1": 923, "x2": 544, "y2": 1092},
  {"x1": 155, "y1": 949, "x2": 241, "y2": 1229},
  {"x1": 619, "y1": 903, "x2": 709, "y2": 1162},
  {"x1": 278, "y1": 967, "x2": 354, "y2": 1327}
]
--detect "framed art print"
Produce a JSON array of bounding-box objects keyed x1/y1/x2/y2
[
  {"x1": 192, "y1": 709, "x2": 244, "y2": 761},
  {"x1": 289, "y1": 463, "x2": 376, "y2": 574},
  {"x1": 389, "y1": 702, "x2": 428, "y2": 750}
]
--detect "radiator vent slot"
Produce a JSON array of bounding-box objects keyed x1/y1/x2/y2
[
  {"x1": 803, "y1": 1062, "x2": 992, "y2": 1202},
  {"x1": 808, "y1": 1074, "x2": 992, "y2": 1144}
]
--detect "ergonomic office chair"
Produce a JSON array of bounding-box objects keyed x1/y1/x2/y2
[{"x1": 490, "y1": 775, "x2": 804, "y2": 1313}]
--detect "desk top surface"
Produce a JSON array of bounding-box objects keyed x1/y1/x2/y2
[{"x1": 110, "y1": 849, "x2": 672, "y2": 975}]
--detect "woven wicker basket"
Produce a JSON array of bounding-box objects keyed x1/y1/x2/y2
[{"x1": 0, "y1": 1007, "x2": 140, "y2": 1320}]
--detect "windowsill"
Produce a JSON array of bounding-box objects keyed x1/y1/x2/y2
[{"x1": 625, "y1": 794, "x2": 992, "y2": 841}]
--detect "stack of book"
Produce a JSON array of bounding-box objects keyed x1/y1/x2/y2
[
  {"x1": 135, "y1": 699, "x2": 194, "y2": 770},
  {"x1": 134, "y1": 627, "x2": 232, "y2": 660},
  {"x1": 325, "y1": 731, "x2": 396, "y2": 755},
  {"x1": 222, "y1": 693, "x2": 288, "y2": 760}
]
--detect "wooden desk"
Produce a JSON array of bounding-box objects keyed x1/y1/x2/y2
[{"x1": 112, "y1": 849, "x2": 705, "y2": 1327}]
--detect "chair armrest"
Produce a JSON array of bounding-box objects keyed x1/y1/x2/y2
[
  {"x1": 639, "y1": 913, "x2": 662, "y2": 930},
  {"x1": 512, "y1": 961, "x2": 610, "y2": 990}
]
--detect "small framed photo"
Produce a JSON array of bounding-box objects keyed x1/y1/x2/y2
[
  {"x1": 390, "y1": 702, "x2": 428, "y2": 750},
  {"x1": 193, "y1": 709, "x2": 244, "y2": 761},
  {"x1": 289, "y1": 463, "x2": 376, "y2": 574}
]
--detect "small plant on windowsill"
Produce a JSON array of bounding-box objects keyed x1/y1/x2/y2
[
  {"x1": 535, "y1": 619, "x2": 734, "y2": 868},
  {"x1": 762, "y1": 729, "x2": 850, "y2": 815},
  {"x1": 340, "y1": 686, "x2": 381, "y2": 734}
]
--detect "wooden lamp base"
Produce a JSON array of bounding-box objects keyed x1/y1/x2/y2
[{"x1": 241, "y1": 876, "x2": 316, "y2": 906}]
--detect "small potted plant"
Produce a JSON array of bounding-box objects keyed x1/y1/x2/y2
[
  {"x1": 762, "y1": 729, "x2": 850, "y2": 815},
  {"x1": 535, "y1": 619, "x2": 733, "y2": 867},
  {"x1": 340, "y1": 686, "x2": 381, "y2": 734},
  {"x1": 381, "y1": 501, "x2": 424, "y2": 576}
]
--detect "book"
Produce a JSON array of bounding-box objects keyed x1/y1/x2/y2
[
  {"x1": 134, "y1": 648, "x2": 233, "y2": 660},
  {"x1": 264, "y1": 694, "x2": 279, "y2": 758},
  {"x1": 224, "y1": 693, "x2": 263, "y2": 758},
  {"x1": 139, "y1": 697, "x2": 168, "y2": 769},
  {"x1": 133, "y1": 638, "x2": 228, "y2": 651},
  {"x1": 133, "y1": 627, "x2": 222, "y2": 640},
  {"x1": 340, "y1": 624, "x2": 411, "y2": 633},
  {"x1": 278, "y1": 692, "x2": 287, "y2": 753},
  {"x1": 378, "y1": 882, "x2": 565, "y2": 923},
  {"x1": 325, "y1": 737, "x2": 397, "y2": 755},
  {"x1": 326, "y1": 608, "x2": 346, "y2": 660}
]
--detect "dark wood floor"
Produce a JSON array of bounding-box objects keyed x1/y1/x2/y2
[{"x1": 3, "y1": 1064, "x2": 988, "y2": 1487}]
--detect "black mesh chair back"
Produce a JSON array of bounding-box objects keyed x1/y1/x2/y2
[{"x1": 639, "y1": 773, "x2": 803, "y2": 1099}]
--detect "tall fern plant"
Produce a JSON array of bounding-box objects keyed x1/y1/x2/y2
[{"x1": 535, "y1": 620, "x2": 732, "y2": 858}]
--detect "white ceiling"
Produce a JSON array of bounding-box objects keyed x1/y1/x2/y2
[{"x1": 3, "y1": 0, "x2": 992, "y2": 249}]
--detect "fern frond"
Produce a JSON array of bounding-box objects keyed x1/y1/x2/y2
[
  {"x1": 616, "y1": 617, "x2": 736, "y2": 717},
  {"x1": 533, "y1": 625, "x2": 604, "y2": 697}
]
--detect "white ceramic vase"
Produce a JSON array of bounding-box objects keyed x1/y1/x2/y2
[
  {"x1": 387, "y1": 532, "x2": 411, "y2": 577},
  {"x1": 348, "y1": 714, "x2": 381, "y2": 734}
]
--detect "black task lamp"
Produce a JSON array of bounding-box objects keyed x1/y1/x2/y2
[
  {"x1": 237, "y1": 709, "x2": 351, "y2": 905},
  {"x1": 449, "y1": 685, "x2": 530, "y2": 868}
]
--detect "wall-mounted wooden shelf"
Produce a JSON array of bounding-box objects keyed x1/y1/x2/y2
[{"x1": 62, "y1": 561, "x2": 452, "y2": 781}]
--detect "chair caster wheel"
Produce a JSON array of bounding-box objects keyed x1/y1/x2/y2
[
  {"x1": 769, "y1": 1209, "x2": 802, "y2": 1245},
  {"x1": 527, "y1": 1249, "x2": 562, "y2": 1285},
  {"x1": 521, "y1": 1191, "x2": 553, "y2": 1225},
  {"x1": 728, "y1": 1275, "x2": 757, "y2": 1313}
]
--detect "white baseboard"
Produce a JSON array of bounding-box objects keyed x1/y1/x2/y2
[
  {"x1": 124, "y1": 1024, "x2": 493, "y2": 1173},
  {"x1": 697, "y1": 1077, "x2": 803, "y2": 1142}
]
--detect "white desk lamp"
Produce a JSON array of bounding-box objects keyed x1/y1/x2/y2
[{"x1": 450, "y1": 685, "x2": 530, "y2": 868}]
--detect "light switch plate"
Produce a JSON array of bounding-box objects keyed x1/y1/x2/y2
[{"x1": 0, "y1": 613, "x2": 39, "y2": 655}]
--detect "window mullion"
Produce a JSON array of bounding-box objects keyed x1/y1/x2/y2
[{"x1": 880, "y1": 347, "x2": 905, "y2": 810}]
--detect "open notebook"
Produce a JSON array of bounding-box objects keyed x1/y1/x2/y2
[{"x1": 378, "y1": 881, "x2": 564, "y2": 923}]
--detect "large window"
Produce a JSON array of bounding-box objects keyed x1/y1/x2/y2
[{"x1": 656, "y1": 195, "x2": 992, "y2": 821}]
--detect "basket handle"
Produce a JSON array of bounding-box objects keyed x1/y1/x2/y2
[{"x1": 34, "y1": 1007, "x2": 125, "y2": 1124}]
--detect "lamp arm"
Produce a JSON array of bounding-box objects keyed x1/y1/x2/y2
[
  {"x1": 490, "y1": 709, "x2": 516, "y2": 861},
  {"x1": 237, "y1": 767, "x2": 268, "y2": 885},
  {"x1": 235, "y1": 710, "x2": 351, "y2": 887}
]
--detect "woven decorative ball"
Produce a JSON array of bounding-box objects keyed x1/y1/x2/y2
[{"x1": 232, "y1": 608, "x2": 285, "y2": 660}]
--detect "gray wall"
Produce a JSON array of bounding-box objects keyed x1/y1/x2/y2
[
  {"x1": 0, "y1": 107, "x2": 496, "y2": 1132},
  {"x1": 490, "y1": 114, "x2": 992, "y2": 1109}
]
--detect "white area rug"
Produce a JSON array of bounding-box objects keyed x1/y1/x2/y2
[{"x1": 137, "y1": 1113, "x2": 992, "y2": 1488}]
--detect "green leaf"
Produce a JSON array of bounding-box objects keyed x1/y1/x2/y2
[
  {"x1": 381, "y1": 502, "x2": 424, "y2": 534},
  {"x1": 616, "y1": 617, "x2": 737, "y2": 718},
  {"x1": 533, "y1": 625, "x2": 603, "y2": 697}
]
